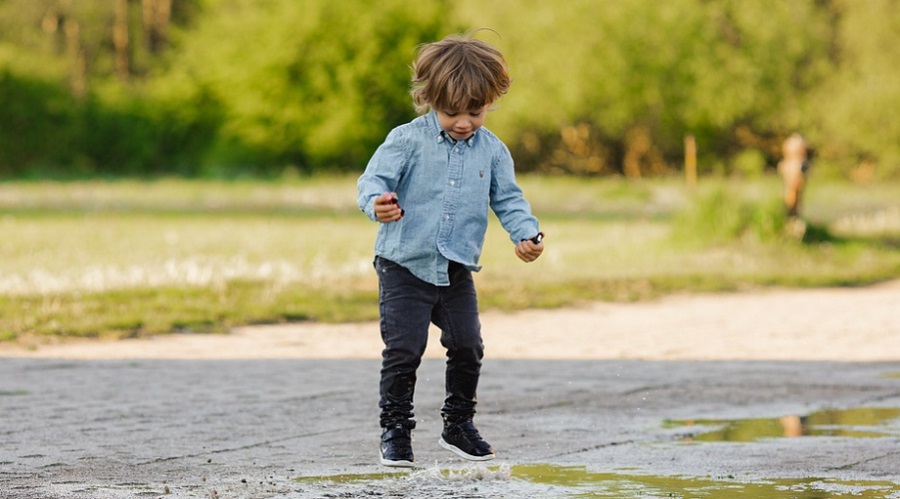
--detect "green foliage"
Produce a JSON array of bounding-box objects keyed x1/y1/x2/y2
[
  {"x1": 0, "y1": 70, "x2": 78, "y2": 176},
  {"x1": 731, "y1": 149, "x2": 767, "y2": 178},
  {"x1": 0, "y1": 1, "x2": 899, "y2": 177},
  {"x1": 0, "y1": 0, "x2": 217, "y2": 176},
  {"x1": 813, "y1": 0, "x2": 900, "y2": 179},
  {"x1": 0, "y1": 69, "x2": 222, "y2": 177},
  {"x1": 671, "y1": 185, "x2": 789, "y2": 244},
  {"x1": 463, "y1": 0, "x2": 834, "y2": 174},
  {"x1": 159, "y1": 0, "x2": 446, "y2": 174}
]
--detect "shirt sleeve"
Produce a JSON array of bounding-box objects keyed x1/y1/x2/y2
[
  {"x1": 488, "y1": 142, "x2": 540, "y2": 243},
  {"x1": 357, "y1": 127, "x2": 409, "y2": 222}
]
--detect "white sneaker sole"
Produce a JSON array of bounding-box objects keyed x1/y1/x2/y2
[
  {"x1": 438, "y1": 437, "x2": 495, "y2": 461},
  {"x1": 380, "y1": 455, "x2": 415, "y2": 468},
  {"x1": 381, "y1": 458, "x2": 416, "y2": 468}
]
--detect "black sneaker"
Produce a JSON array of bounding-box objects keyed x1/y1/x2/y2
[
  {"x1": 380, "y1": 424, "x2": 414, "y2": 467},
  {"x1": 438, "y1": 420, "x2": 494, "y2": 461}
]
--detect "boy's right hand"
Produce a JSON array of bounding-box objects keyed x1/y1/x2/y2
[{"x1": 374, "y1": 192, "x2": 404, "y2": 223}]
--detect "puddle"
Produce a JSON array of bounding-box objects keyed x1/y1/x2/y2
[
  {"x1": 295, "y1": 463, "x2": 900, "y2": 498},
  {"x1": 665, "y1": 407, "x2": 900, "y2": 442}
]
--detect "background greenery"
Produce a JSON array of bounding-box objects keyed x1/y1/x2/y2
[
  {"x1": 2, "y1": 2, "x2": 899, "y2": 344},
  {"x1": 1, "y1": 0, "x2": 899, "y2": 179}
]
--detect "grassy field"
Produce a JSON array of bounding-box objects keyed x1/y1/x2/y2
[{"x1": 1, "y1": 174, "x2": 898, "y2": 344}]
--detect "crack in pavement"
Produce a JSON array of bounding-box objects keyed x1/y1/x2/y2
[
  {"x1": 539, "y1": 439, "x2": 635, "y2": 460},
  {"x1": 828, "y1": 449, "x2": 900, "y2": 472},
  {"x1": 136, "y1": 427, "x2": 347, "y2": 465}
]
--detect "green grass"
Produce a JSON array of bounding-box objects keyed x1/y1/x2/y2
[{"x1": 1, "y1": 174, "x2": 899, "y2": 344}]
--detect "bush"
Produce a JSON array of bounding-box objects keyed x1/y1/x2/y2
[
  {"x1": 0, "y1": 70, "x2": 80, "y2": 176},
  {"x1": 0, "y1": 68, "x2": 224, "y2": 178},
  {"x1": 672, "y1": 185, "x2": 788, "y2": 245}
]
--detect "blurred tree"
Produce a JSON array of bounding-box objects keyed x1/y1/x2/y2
[
  {"x1": 813, "y1": 0, "x2": 900, "y2": 179},
  {"x1": 0, "y1": 0, "x2": 209, "y2": 176},
  {"x1": 114, "y1": 0, "x2": 130, "y2": 82},
  {"x1": 142, "y1": 0, "x2": 173, "y2": 54},
  {"x1": 0, "y1": 71, "x2": 79, "y2": 176},
  {"x1": 0, "y1": 0, "x2": 897, "y2": 178},
  {"x1": 455, "y1": 0, "x2": 833, "y2": 176},
  {"x1": 159, "y1": 0, "x2": 447, "y2": 174},
  {"x1": 0, "y1": 0, "x2": 202, "y2": 89}
]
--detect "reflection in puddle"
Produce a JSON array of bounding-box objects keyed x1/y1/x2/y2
[
  {"x1": 665, "y1": 407, "x2": 900, "y2": 442},
  {"x1": 517, "y1": 464, "x2": 900, "y2": 498},
  {"x1": 296, "y1": 464, "x2": 900, "y2": 498}
]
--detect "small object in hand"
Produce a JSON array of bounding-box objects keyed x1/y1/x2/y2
[
  {"x1": 390, "y1": 196, "x2": 405, "y2": 218},
  {"x1": 523, "y1": 231, "x2": 543, "y2": 244}
]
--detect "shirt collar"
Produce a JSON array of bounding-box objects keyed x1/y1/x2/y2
[{"x1": 429, "y1": 110, "x2": 477, "y2": 147}]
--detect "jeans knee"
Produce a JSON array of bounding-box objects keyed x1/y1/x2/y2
[
  {"x1": 448, "y1": 342, "x2": 484, "y2": 365},
  {"x1": 383, "y1": 345, "x2": 425, "y2": 371}
]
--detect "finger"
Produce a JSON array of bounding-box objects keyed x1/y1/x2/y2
[
  {"x1": 516, "y1": 243, "x2": 535, "y2": 262},
  {"x1": 515, "y1": 244, "x2": 527, "y2": 261},
  {"x1": 521, "y1": 242, "x2": 540, "y2": 255}
]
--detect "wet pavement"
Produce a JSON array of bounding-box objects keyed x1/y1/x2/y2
[{"x1": 2, "y1": 358, "x2": 900, "y2": 498}]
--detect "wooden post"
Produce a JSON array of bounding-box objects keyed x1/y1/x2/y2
[{"x1": 684, "y1": 134, "x2": 697, "y2": 187}]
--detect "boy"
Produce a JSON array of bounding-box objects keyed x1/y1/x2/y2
[{"x1": 357, "y1": 33, "x2": 544, "y2": 467}]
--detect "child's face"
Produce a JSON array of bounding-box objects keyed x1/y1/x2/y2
[{"x1": 436, "y1": 104, "x2": 490, "y2": 141}]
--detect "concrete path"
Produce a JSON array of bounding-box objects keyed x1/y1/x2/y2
[{"x1": 3, "y1": 358, "x2": 900, "y2": 498}]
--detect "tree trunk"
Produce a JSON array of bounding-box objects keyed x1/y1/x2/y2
[
  {"x1": 142, "y1": 0, "x2": 172, "y2": 53},
  {"x1": 63, "y1": 15, "x2": 86, "y2": 97},
  {"x1": 114, "y1": 0, "x2": 130, "y2": 81}
]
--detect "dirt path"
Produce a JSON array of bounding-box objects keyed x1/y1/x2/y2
[{"x1": 4, "y1": 279, "x2": 898, "y2": 361}]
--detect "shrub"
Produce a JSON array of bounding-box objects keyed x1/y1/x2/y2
[{"x1": 672, "y1": 185, "x2": 788, "y2": 245}]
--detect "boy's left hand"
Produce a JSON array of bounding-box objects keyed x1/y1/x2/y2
[{"x1": 515, "y1": 233, "x2": 544, "y2": 263}]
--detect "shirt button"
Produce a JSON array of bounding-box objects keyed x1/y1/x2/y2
[
  {"x1": 444, "y1": 214, "x2": 450, "y2": 220},
  {"x1": 449, "y1": 180, "x2": 455, "y2": 186}
]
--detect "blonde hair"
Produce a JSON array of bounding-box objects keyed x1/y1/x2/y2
[
  {"x1": 783, "y1": 133, "x2": 808, "y2": 160},
  {"x1": 410, "y1": 34, "x2": 511, "y2": 114}
]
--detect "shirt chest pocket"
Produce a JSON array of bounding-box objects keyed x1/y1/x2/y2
[{"x1": 460, "y1": 166, "x2": 491, "y2": 208}]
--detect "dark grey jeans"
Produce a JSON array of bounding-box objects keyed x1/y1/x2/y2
[{"x1": 375, "y1": 256, "x2": 484, "y2": 429}]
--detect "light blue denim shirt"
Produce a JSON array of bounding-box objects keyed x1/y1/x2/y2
[{"x1": 357, "y1": 110, "x2": 540, "y2": 286}]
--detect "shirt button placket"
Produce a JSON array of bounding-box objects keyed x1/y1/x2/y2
[{"x1": 440, "y1": 145, "x2": 462, "y2": 243}]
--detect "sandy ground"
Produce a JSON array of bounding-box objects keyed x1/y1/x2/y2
[{"x1": 3, "y1": 279, "x2": 898, "y2": 361}]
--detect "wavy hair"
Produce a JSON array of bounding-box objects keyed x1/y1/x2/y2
[{"x1": 410, "y1": 34, "x2": 511, "y2": 114}]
